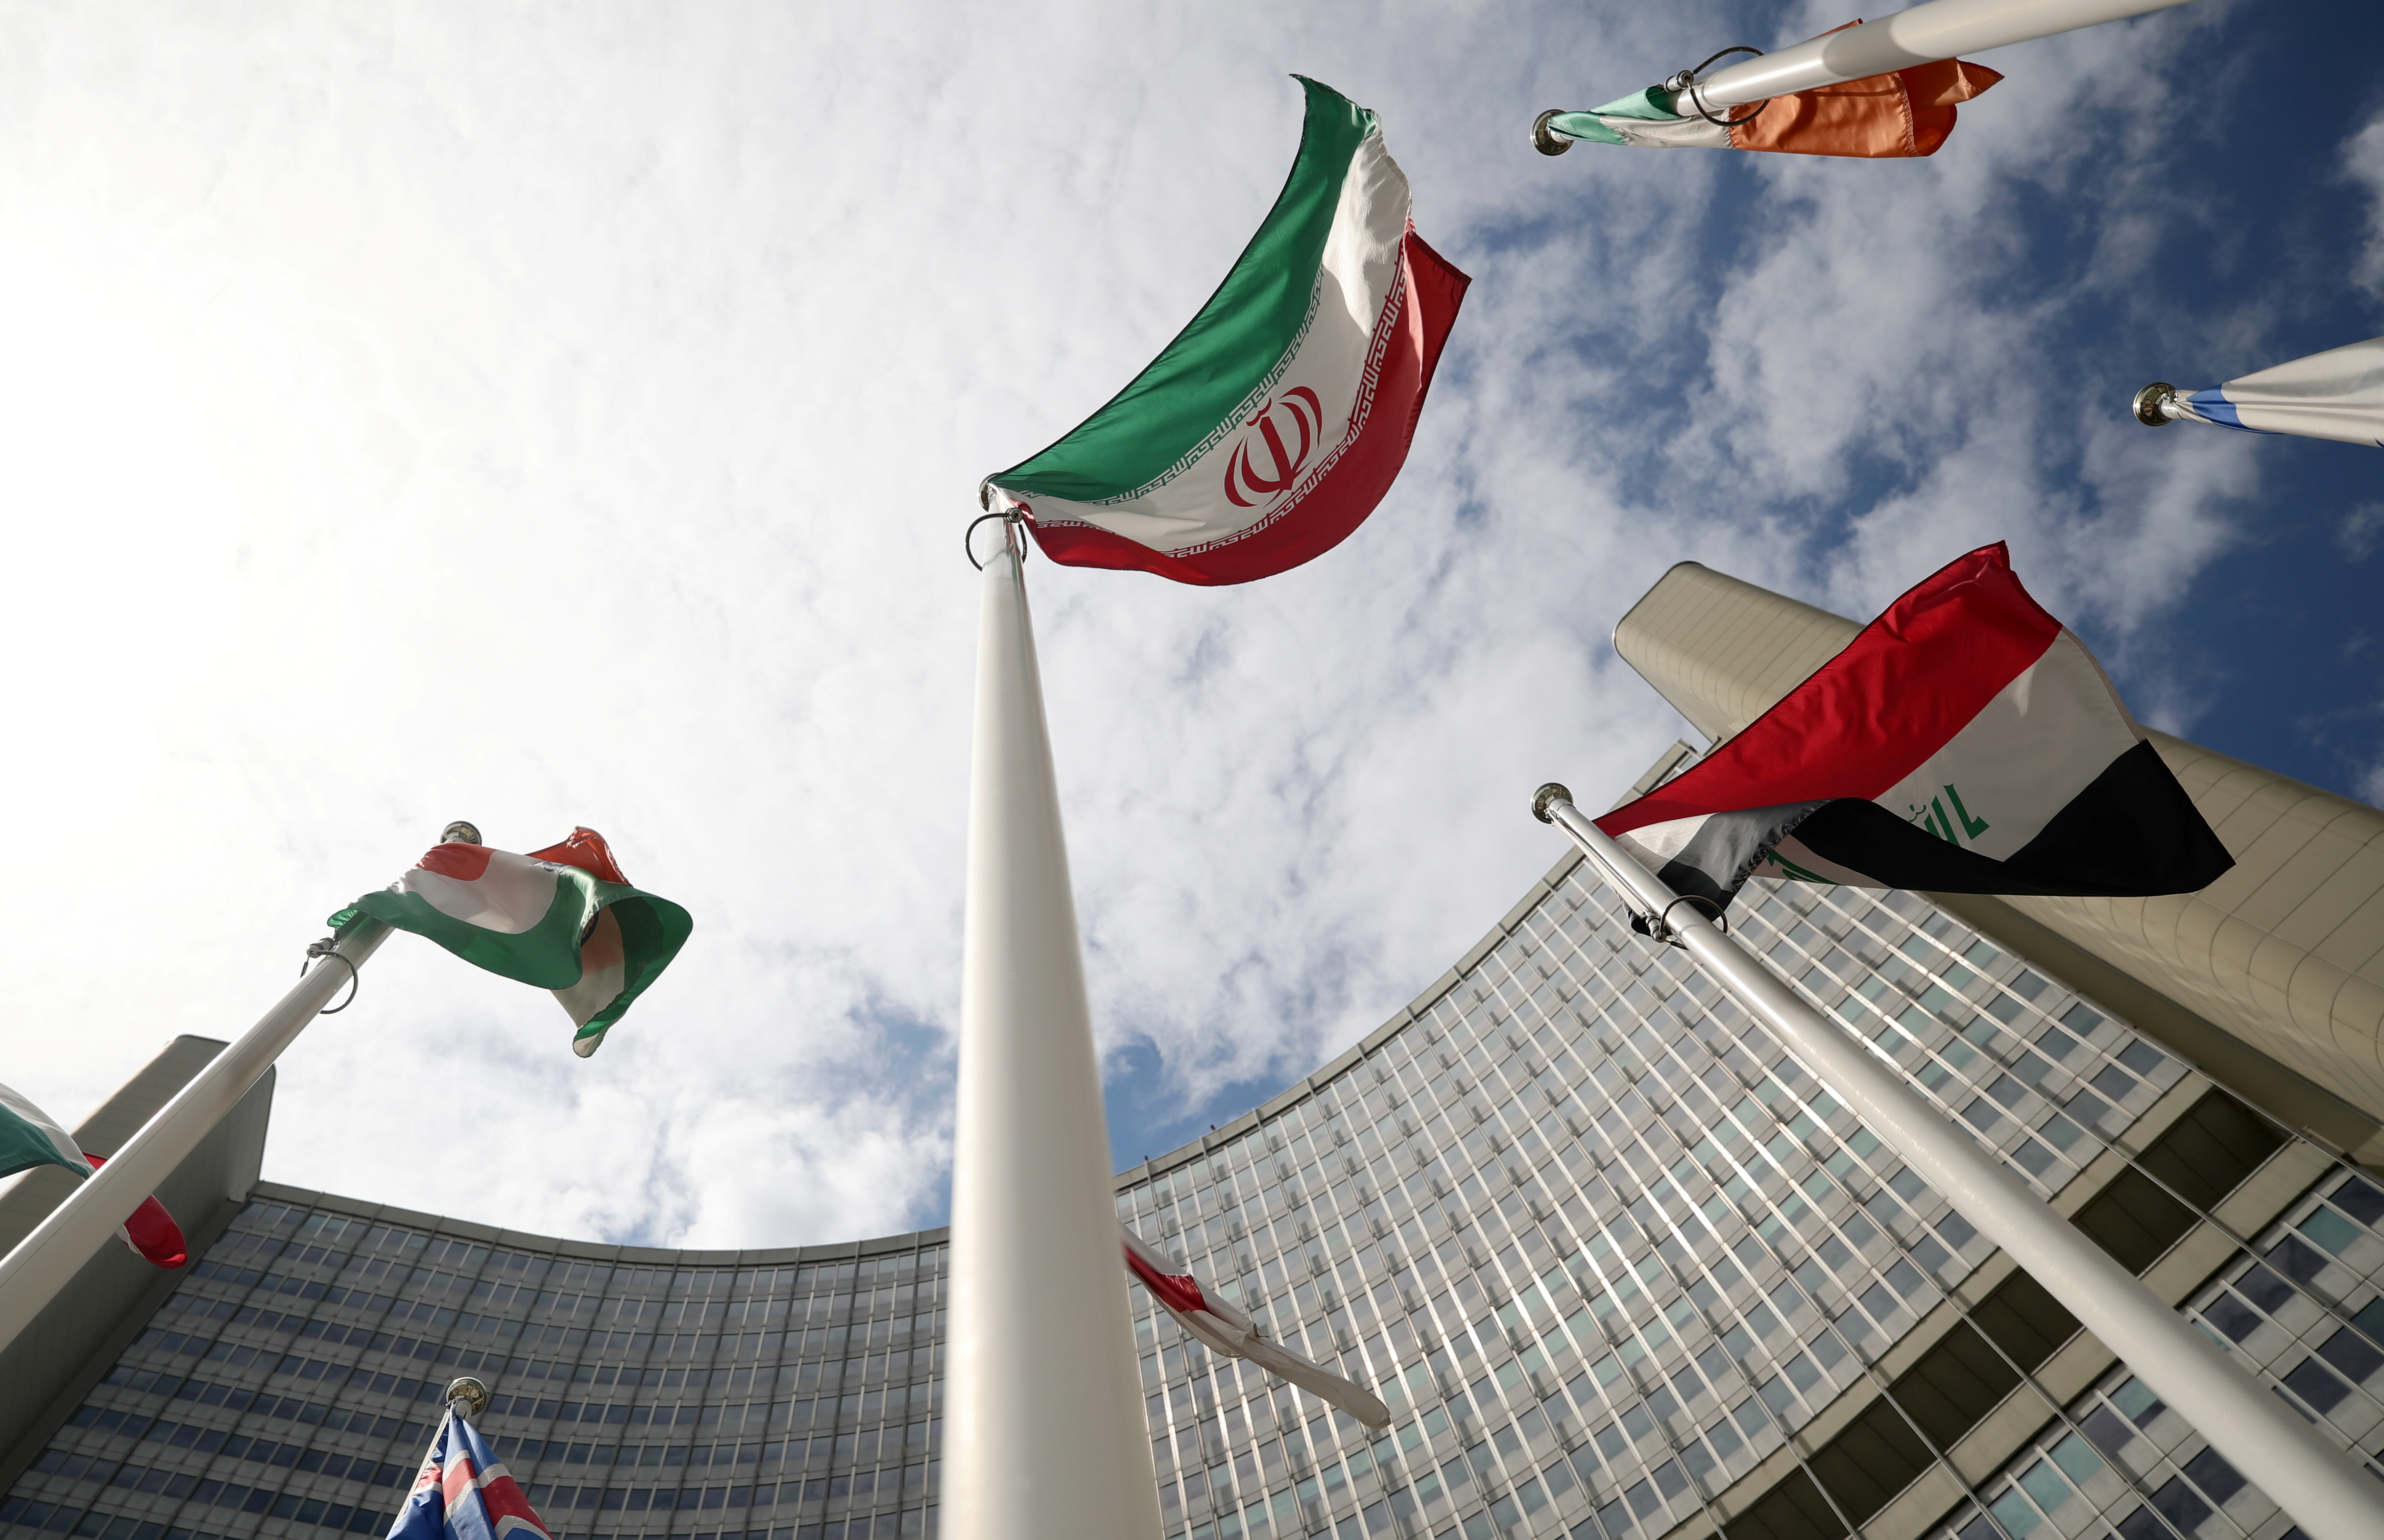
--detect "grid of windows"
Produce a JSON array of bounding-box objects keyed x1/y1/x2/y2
[
  {"x1": 1940, "y1": 1164, "x2": 2384, "y2": 1540},
  {"x1": 1, "y1": 1213, "x2": 943, "y2": 1540},
  {"x1": 8, "y1": 851, "x2": 2384, "y2": 1540},
  {"x1": 1112, "y1": 860, "x2": 2377, "y2": 1540}
]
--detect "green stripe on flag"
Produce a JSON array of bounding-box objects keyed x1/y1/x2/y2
[
  {"x1": 573, "y1": 891, "x2": 693, "y2": 1055},
  {"x1": 352, "y1": 875, "x2": 595, "y2": 989},
  {"x1": 988, "y1": 77, "x2": 1378, "y2": 503},
  {"x1": 0, "y1": 1086, "x2": 89, "y2": 1185}
]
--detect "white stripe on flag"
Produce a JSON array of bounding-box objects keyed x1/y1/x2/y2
[
  {"x1": 1867, "y1": 629, "x2": 2138, "y2": 859},
  {"x1": 398, "y1": 853, "x2": 562, "y2": 935}
]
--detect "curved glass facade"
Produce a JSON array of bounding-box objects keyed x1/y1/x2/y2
[{"x1": 9, "y1": 847, "x2": 2384, "y2": 1540}]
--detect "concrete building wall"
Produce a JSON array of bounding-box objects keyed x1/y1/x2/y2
[
  {"x1": 1611, "y1": 561, "x2": 2384, "y2": 1159},
  {"x1": 10, "y1": 863, "x2": 2371, "y2": 1540}
]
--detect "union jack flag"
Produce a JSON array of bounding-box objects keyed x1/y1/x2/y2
[{"x1": 386, "y1": 1411, "x2": 550, "y2": 1540}]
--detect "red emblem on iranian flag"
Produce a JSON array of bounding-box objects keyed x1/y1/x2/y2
[{"x1": 983, "y1": 78, "x2": 1469, "y2": 586}]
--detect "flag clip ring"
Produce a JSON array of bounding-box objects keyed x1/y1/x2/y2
[
  {"x1": 965, "y1": 508, "x2": 1029, "y2": 571},
  {"x1": 1650, "y1": 894, "x2": 1727, "y2": 946},
  {"x1": 1670, "y1": 47, "x2": 1769, "y2": 129},
  {"x1": 302, "y1": 938, "x2": 360, "y2": 1015}
]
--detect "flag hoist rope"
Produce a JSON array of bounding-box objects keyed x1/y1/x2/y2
[
  {"x1": 1654, "y1": 0, "x2": 2199, "y2": 113},
  {"x1": 947, "y1": 515, "x2": 1163, "y2": 1540},
  {"x1": 0, "y1": 916, "x2": 392, "y2": 1355},
  {"x1": 1531, "y1": 783, "x2": 2384, "y2": 1540}
]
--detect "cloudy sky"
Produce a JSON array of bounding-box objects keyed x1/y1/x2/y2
[{"x1": 2, "y1": 0, "x2": 2379, "y2": 1251}]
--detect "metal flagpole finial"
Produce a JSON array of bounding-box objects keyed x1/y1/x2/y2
[
  {"x1": 1532, "y1": 782, "x2": 1574, "y2": 823},
  {"x1": 1531, "y1": 110, "x2": 1571, "y2": 156},
  {"x1": 441, "y1": 821, "x2": 483, "y2": 846},
  {"x1": 445, "y1": 1376, "x2": 490, "y2": 1418},
  {"x1": 2133, "y1": 382, "x2": 2181, "y2": 427}
]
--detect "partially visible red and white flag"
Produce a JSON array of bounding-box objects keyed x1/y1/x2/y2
[
  {"x1": 0, "y1": 1081, "x2": 187, "y2": 1268},
  {"x1": 1122, "y1": 1224, "x2": 1389, "y2": 1427},
  {"x1": 1599, "y1": 544, "x2": 2232, "y2": 914}
]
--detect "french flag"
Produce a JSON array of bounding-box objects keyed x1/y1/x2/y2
[
  {"x1": 1600, "y1": 544, "x2": 2232, "y2": 915},
  {"x1": 386, "y1": 1411, "x2": 550, "y2": 1540}
]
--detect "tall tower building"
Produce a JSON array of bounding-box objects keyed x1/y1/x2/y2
[{"x1": 5, "y1": 563, "x2": 2382, "y2": 1540}]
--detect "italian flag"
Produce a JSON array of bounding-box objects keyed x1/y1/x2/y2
[
  {"x1": 983, "y1": 78, "x2": 1469, "y2": 586},
  {"x1": 1546, "y1": 26, "x2": 2000, "y2": 159},
  {"x1": 334, "y1": 827, "x2": 691, "y2": 1058},
  {"x1": 1601, "y1": 545, "x2": 2233, "y2": 913},
  {"x1": 0, "y1": 1081, "x2": 188, "y2": 1267}
]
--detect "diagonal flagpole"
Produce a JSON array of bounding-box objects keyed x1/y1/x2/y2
[
  {"x1": 1653, "y1": 0, "x2": 2197, "y2": 112},
  {"x1": 1530, "y1": 783, "x2": 2384, "y2": 1540},
  {"x1": 947, "y1": 515, "x2": 1162, "y2": 1540},
  {"x1": 0, "y1": 915, "x2": 391, "y2": 1353}
]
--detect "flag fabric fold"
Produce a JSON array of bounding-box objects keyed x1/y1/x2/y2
[
  {"x1": 1548, "y1": 25, "x2": 2000, "y2": 159},
  {"x1": 1598, "y1": 544, "x2": 2232, "y2": 914},
  {"x1": 982, "y1": 77, "x2": 1468, "y2": 586},
  {"x1": 0, "y1": 1081, "x2": 188, "y2": 1268},
  {"x1": 387, "y1": 1408, "x2": 551, "y2": 1540},
  {"x1": 333, "y1": 827, "x2": 691, "y2": 1058},
  {"x1": 2155, "y1": 334, "x2": 2384, "y2": 447},
  {"x1": 1121, "y1": 1224, "x2": 1389, "y2": 1427}
]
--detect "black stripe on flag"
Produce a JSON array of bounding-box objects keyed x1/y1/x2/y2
[{"x1": 1789, "y1": 741, "x2": 2232, "y2": 898}]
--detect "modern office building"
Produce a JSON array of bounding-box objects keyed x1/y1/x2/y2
[{"x1": 6, "y1": 563, "x2": 2383, "y2": 1540}]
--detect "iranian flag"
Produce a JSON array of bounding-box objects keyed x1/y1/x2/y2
[
  {"x1": 982, "y1": 78, "x2": 1469, "y2": 585},
  {"x1": 1601, "y1": 544, "x2": 2232, "y2": 913},
  {"x1": 1544, "y1": 23, "x2": 2000, "y2": 159},
  {"x1": 333, "y1": 827, "x2": 691, "y2": 1058},
  {"x1": 1120, "y1": 1224, "x2": 1389, "y2": 1427},
  {"x1": 0, "y1": 1081, "x2": 188, "y2": 1268}
]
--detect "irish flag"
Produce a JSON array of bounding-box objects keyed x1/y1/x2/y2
[
  {"x1": 0, "y1": 1081, "x2": 188, "y2": 1267},
  {"x1": 1543, "y1": 25, "x2": 2000, "y2": 159},
  {"x1": 1600, "y1": 544, "x2": 2232, "y2": 913},
  {"x1": 982, "y1": 78, "x2": 1469, "y2": 585},
  {"x1": 333, "y1": 827, "x2": 691, "y2": 1058}
]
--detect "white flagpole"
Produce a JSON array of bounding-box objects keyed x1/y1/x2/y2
[
  {"x1": 947, "y1": 519, "x2": 1162, "y2": 1540},
  {"x1": 1532, "y1": 784, "x2": 2384, "y2": 1540},
  {"x1": 0, "y1": 916, "x2": 391, "y2": 1353},
  {"x1": 1658, "y1": 0, "x2": 2196, "y2": 112}
]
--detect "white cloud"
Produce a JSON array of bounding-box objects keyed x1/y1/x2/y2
[
  {"x1": 0, "y1": 0, "x2": 2298, "y2": 1248},
  {"x1": 2348, "y1": 109, "x2": 2384, "y2": 301}
]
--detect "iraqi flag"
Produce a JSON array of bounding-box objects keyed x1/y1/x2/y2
[
  {"x1": 2137, "y1": 334, "x2": 2384, "y2": 447},
  {"x1": 333, "y1": 828, "x2": 691, "y2": 1058},
  {"x1": 1121, "y1": 1224, "x2": 1389, "y2": 1427},
  {"x1": 1600, "y1": 544, "x2": 2232, "y2": 914},
  {"x1": 0, "y1": 1081, "x2": 188, "y2": 1267},
  {"x1": 981, "y1": 78, "x2": 1469, "y2": 586},
  {"x1": 387, "y1": 1409, "x2": 550, "y2": 1540},
  {"x1": 1543, "y1": 24, "x2": 1999, "y2": 159}
]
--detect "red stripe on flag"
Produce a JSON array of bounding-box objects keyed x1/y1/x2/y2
[
  {"x1": 1598, "y1": 544, "x2": 2061, "y2": 837},
  {"x1": 526, "y1": 828, "x2": 631, "y2": 886},
  {"x1": 84, "y1": 1154, "x2": 187, "y2": 1269},
  {"x1": 416, "y1": 843, "x2": 494, "y2": 882},
  {"x1": 1026, "y1": 228, "x2": 1470, "y2": 586},
  {"x1": 1123, "y1": 1243, "x2": 1208, "y2": 1316}
]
